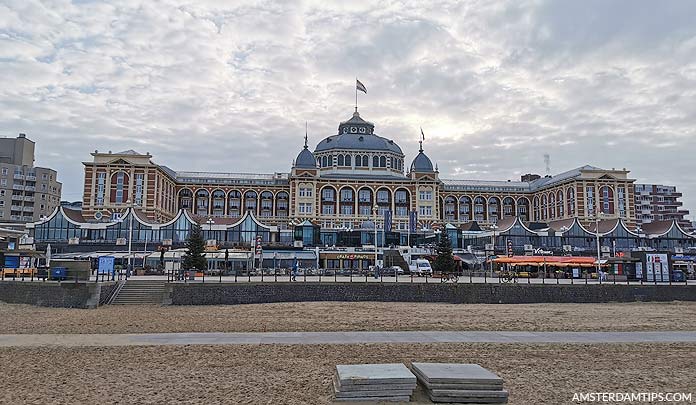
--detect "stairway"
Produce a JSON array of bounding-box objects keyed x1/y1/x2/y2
[
  {"x1": 110, "y1": 280, "x2": 167, "y2": 305},
  {"x1": 383, "y1": 249, "x2": 410, "y2": 272}
]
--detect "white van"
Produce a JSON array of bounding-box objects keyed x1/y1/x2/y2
[{"x1": 409, "y1": 259, "x2": 433, "y2": 276}]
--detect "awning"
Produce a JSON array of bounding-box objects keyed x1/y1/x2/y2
[{"x1": 493, "y1": 255, "x2": 607, "y2": 267}]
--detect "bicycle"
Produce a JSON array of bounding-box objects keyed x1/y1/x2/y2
[
  {"x1": 440, "y1": 272, "x2": 459, "y2": 283},
  {"x1": 499, "y1": 270, "x2": 518, "y2": 283}
]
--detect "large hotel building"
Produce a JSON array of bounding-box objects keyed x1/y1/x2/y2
[{"x1": 79, "y1": 109, "x2": 637, "y2": 238}]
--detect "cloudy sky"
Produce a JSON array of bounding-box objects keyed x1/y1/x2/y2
[{"x1": 2, "y1": 0, "x2": 695, "y2": 216}]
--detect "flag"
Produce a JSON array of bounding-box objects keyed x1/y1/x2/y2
[
  {"x1": 356, "y1": 79, "x2": 367, "y2": 94},
  {"x1": 420, "y1": 127, "x2": 425, "y2": 141},
  {"x1": 384, "y1": 209, "x2": 392, "y2": 233},
  {"x1": 409, "y1": 210, "x2": 418, "y2": 233}
]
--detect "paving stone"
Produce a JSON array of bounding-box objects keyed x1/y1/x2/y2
[
  {"x1": 411, "y1": 363, "x2": 503, "y2": 384},
  {"x1": 336, "y1": 363, "x2": 416, "y2": 385},
  {"x1": 335, "y1": 396, "x2": 411, "y2": 402},
  {"x1": 333, "y1": 375, "x2": 416, "y2": 392}
]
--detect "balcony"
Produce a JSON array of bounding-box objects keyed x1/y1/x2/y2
[
  {"x1": 24, "y1": 186, "x2": 36, "y2": 191},
  {"x1": 12, "y1": 184, "x2": 24, "y2": 191},
  {"x1": 10, "y1": 215, "x2": 22, "y2": 221},
  {"x1": 11, "y1": 205, "x2": 23, "y2": 211},
  {"x1": 11, "y1": 194, "x2": 23, "y2": 201},
  {"x1": 25, "y1": 175, "x2": 36, "y2": 181},
  {"x1": 13, "y1": 174, "x2": 24, "y2": 180},
  {"x1": 22, "y1": 206, "x2": 34, "y2": 212},
  {"x1": 24, "y1": 196, "x2": 34, "y2": 202}
]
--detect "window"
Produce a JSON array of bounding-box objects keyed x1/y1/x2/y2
[
  {"x1": 338, "y1": 154, "x2": 344, "y2": 166},
  {"x1": 322, "y1": 188, "x2": 335, "y2": 201},
  {"x1": 1, "y1": 168, "x2": 7, "y2": 175},
  {"x1": 299, "y1": 203, "x2": 313, "y2": 214},
  {"x1": 322, "y1": 205, "x2": 335, "y2": 215},
  {"x1": 419, "y1": 190, "x2": 432, "y2": 200},
  {"x1": 134, "y1": 174, "x2": 144, "y2": 206},
  {"x1": 359, "y1": 205, "x2": 371, "y2": 215},
  {"x1": 618, "y1": 186, "x2": 626, "y2": 217},
  {"x1": 419, "y1": 205, "x2": 432, "y2": 216},
  {"x1": 373, "y1": 156, "x2": 379, "y2": 167},
  {"x1": 40, "y1": 204, "x2": 45, "y2": 210},
  {"x1": 586, "y1": 186, "x2": 594, "y2": 215},
  {"x1": 340, "y1": 205, "x2": 353, "y2": 216},
  {"x1": 95, "y1": 172, "x2": 106, "y2": 205},
  {"x1": 42, "y1": 173, "x2": 47, "y2": 180},
  {"x1": 0, "y1": 179, "x2": 6, "y2": 186},
  {"x1": 377, "y1": 189, "x2": 389, "y2": 203},
  {"x1": 115, "y1": 172, "x2": 126, "y2": 204},
  {"x1": 0, "y1": 200, "x2": 4, "y2": 207},
  {"x1": 0, "y1": 190, "x2": 4, "y2": 196},
  {"x1": 299, "y1": 187, "x2": 312, "y2": 197},
  {"x1": 362, "y1": 155, "x2": 368, "y2": 167},
  {"x1": 395, "y1": 190, "x2": 407, "y2": 203},
  {"x1": 395, "y1": 206, "x2": 408, "y2": 217}
]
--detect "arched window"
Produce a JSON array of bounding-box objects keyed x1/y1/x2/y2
[
  {"x1": 244, "y1": 190, "x2": 257, "y2": 213},
  {"x1": 337, "y1": 154, "x2": 344, "y2": 166},
  {"x1": 557, "y1": 190, "x2": 564, "y2": 217},
  {"x1": 355, "y1": 155, "x2": 362, "y2": 167},
  {"x1": 567, "y1": 187, "x2": 576, "y2": 216},
  {"x1": 228, "y1": 190, "x2": 241, "y2": 217},
  {"x1": 362, "y1": 155, "x2": 369, "y2": 167},
  {"x1": 600, "y1": 186, "x2": 615, "y2": 214},
  {"x1": 345, "y1": 154, "x2": 352, "y2": 166},
  {"x1": 459, "y1": 196, "x2": 472, "y2": 221},
  {"x1": 195, "y1": 189, "x2": 209, "y2": 216},
  {"x1": 379, "y1": 156, "x2": 386, "y2": 167},
  {"x1": 373, "y1": 155, "x2": 379, "y2": 167}
]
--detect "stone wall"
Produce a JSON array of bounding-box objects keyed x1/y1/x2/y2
[
  {"x1": 170, "y1": 282, "x2": 696, "y2": 306},
  {"x1": 0, "y1": 282, "x2": 116, "y2": 308}
]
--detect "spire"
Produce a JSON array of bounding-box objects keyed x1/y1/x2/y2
[
  {"x1": 304, "y1": 121, "x2": 308, "y2": 149},
  {"x1": 419, "y1": 140, "x2": 423, "y2": 153}
]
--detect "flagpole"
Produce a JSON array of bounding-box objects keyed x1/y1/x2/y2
[{"x1": 355, "y1": 78, "x2": 358, "y2": 112}]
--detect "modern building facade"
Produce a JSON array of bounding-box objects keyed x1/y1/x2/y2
[
  {"x1": 0, "y1": 134, "x2": 61, "y2": 224},
  {"x1": 634, "y1": 184, "x2": 692, "y2": 231},
  {"x1": 78, "y1": 110, "x2": 638, "y2": 238}
]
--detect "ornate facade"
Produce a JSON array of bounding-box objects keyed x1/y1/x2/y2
[{"x1": 80, "y1": 110, "x2": 637, "y2": 236}]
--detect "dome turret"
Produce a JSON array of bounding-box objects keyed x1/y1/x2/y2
[
  {"x1": 410, "y1": 140, "x2": 434, "y2": 172},
  {"x1": 294, "y1": 133, "x2": 317, "y2": 169}
]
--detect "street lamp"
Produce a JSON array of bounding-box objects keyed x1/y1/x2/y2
[
  {"x1": 373, "y1": 204, "x2": 379, "y2": 269},
  {"x1": 592, "y1": 213, "x2": 603, "y2": 277},
  {"x1": 490, "y1": 223, "x2": 499, "y2": 276},
  {"x1": 126, "y1": 199, "x2": 134, "y2": 279}
]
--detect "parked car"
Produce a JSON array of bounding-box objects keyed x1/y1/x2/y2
[
  {"x1": 381, "y1": 266, "x2": 405, "y2": 276},
  {"x1": 409, "y1": 259, "x2": 433, "y2": 276}
]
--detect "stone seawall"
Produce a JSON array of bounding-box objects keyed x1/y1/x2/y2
[
  {"x1": 0, "y1": 282, "x2": 116, "y2": 308},
  {"x1": 170, "y1": 282, "x2": 696, "y2": 305}
]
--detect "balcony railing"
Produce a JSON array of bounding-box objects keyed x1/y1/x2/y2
[
  {"x1": 25, "y1": 175, "x2": 36, "y2": 181},
  {"x1": 24, "y1": 186, "x2": 36, "y2": 191},
  {"x1": 22, "y1": 206, "x2": 34, "y2": 212},
  {"x1": 24, "y1": 196, "x2": 34, "y2": 202},
  {"x1": 12, "y1": 185, "x2": 24, "y2": 190},
  {"x1": 11, "y1": 194, "x2": 23, "y2": 201}
]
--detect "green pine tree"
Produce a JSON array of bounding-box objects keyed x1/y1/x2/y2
[
  {"x1": 182, "y1": 223, "x2": 207, "y2": 271},
  {"x1": 433, "y1": 232, "x2": 455, "y2": 274}
]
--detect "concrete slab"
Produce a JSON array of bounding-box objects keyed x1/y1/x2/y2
[
  {"x1": 335, "y1": 396, "x2": 411, "y2": 402},
  {"x1": 411, "y1": 368, "x2": 503, "y2": 391},
  {"x1": 429, "y1": 389, "x2": 509, "y2": 399},
  {"x1": 333, "y1": 375, "x2": 416, "y2": 392},
  {"x1": 336, "y1": 364, "x2": 416, "y2": 386},
  {"x1": 429, "y1": 394, "x2": 507, "y2": 404},
  {"x1": 411, "y1": 363, "x2": 503, "y2": 384}
]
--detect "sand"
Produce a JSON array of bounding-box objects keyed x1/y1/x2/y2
[
  {"x1": 1, "y1": 343, "x2": 694, "y2": 404},
  {"x1": 1, "y1": 301, "x2": 696, "y2": 334}
]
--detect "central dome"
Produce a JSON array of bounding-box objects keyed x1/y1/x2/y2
[{"x1": 314, "y1": 111, "x2": 403, "y2": 154}]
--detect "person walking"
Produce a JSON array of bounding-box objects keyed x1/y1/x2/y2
[{"x1": 291, "y1": 258, "x2": 298, "y2": 282}]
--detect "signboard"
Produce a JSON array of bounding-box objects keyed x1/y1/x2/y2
[
  {"x1": 506, "y1": 239, "x2": 513, "y2": 257},
  {"x1": 601, "y1": 246, "x2": 610, "y2": 253},
  {"x1": 534, "y1": 248, "x2": 553, "y2": 255},
  {"x1": 68, "y1": 237, "x2": 80, "y2": 245},
  {"x1": 19, "y1": 257, "x2": 31, "y2": 268},
  {"x1": 162, "y1": 239, "x2": 173, "y2": 246},
  {"x1": 523, "y1": 244, "x2": 533, "y2": 252},
  {"x1": 98, "y1": 256, "x2": 115, "y2": 275},
  {"x1": 336, "y1": 254, "x2": 372, "y2": 260},
  {"x1": 646, "y1": 253, "x2": 669, "y2": 282},
  {"x1": 255, "y1": 235, "x2": 263, "y2": 257},
  {"x1": 563, "y1": 245, "x2": 572, "y2": 252},
  {"x1": 4, "y1": 256, "x2": 19, "y2": 269},
  {"x1": 635, "y1": 262, "x2": 643, "y2": 279},
  {"x1": 111, "y1": 212, "x2": 123, "y2": 222},
  {"x1": 116, "y1": 237, "x2": 127, "y2": 246}
]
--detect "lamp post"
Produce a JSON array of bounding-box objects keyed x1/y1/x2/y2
[
  {"x1": 206, "y1": 217, "x2": 214, "y2": 274},
  {"x1": 126, "y1": 199, "x2": 134, "y2": 279},
  {"x1": 373, "y1": 204, "x2": 379, "y2": 270},
  {"x1": 490, "y1": 223, "x2": 498, "y2": 277},
  {"x1": 592, "y1": 213, "x2": 602, "y2": 278}
]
